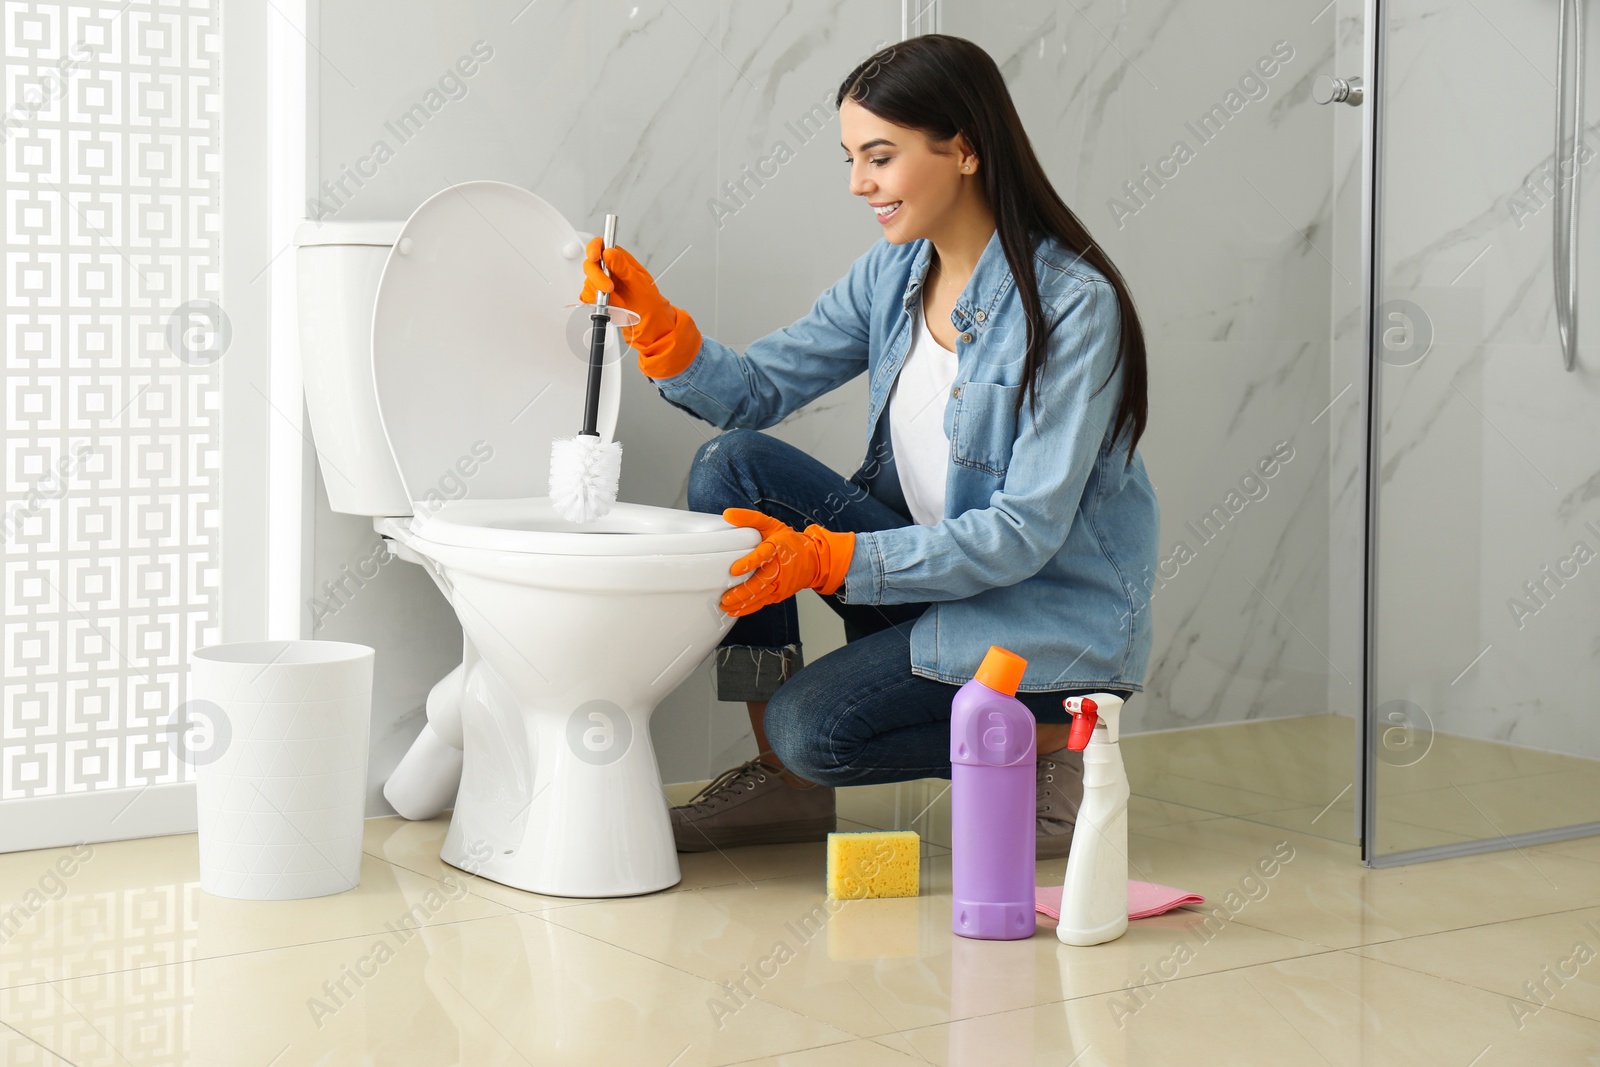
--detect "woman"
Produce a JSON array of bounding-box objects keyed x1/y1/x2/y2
[{"x1": 578, "y1": 35, "x2": 1158, "y2": 858}]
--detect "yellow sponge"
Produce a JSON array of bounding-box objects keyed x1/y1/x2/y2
[{"x1": 826, "y1": 830, "x2": 920, "y2": 899}]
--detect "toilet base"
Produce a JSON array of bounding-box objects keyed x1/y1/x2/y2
[
  {"x1": 433, "y1": 656, "x2": 683, "y2": 899},
  {"x1": 437, "y1": 834, "x2": 681, "y2": 899},
  {"x1": 383, "y1": 721, "x2": 463, "y2": 821}
]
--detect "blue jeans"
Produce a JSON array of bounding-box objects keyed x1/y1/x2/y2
[{"x1": 687, "y1": 429, "x2": 1132, "y2": 787}]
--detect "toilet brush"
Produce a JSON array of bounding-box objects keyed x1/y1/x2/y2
[{"x1": 549, "y1": 213, "x2": 624, "y2": 523}]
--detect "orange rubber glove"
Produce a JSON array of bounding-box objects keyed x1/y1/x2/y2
[
  {"x1": 719, "y1": 508, "x2": 856, "y2": 617},
  {"x1": 579, "y1": 237, "x2": 704, "y2": 379}
]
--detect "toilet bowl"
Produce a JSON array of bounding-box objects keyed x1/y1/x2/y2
[{"x1": 294, "y1": 183, "x2": 758, "y2": 897}]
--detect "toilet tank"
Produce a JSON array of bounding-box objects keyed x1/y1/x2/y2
[{"x1": 294, "y1": 220, "x2": 411, "y2": 517}]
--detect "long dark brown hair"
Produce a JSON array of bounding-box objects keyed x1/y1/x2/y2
[{"x1": 836, "y1": 35, "x2": 1148, "y2": 461}]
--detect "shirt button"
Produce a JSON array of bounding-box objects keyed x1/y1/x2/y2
[
  {"x1": 960, "y1": 332, "x2": 973, "y2": 343},
  {"x1": 951, "y1": 385, "x2": 961, "y2": 397},
  {"x1": 974, "y1": 310, "x2": 986, "y2": 322}
]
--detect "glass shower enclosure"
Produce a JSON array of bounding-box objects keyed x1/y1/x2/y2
[{"x1": 1360, "y1": 0, "x2": 1600, "y2": 863}]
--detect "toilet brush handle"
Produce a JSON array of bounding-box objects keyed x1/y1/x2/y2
[
  {"x1": 582, "y1": 214, "x2": 618, "y2": 437},
  {"x1": 592, "y1": 213, "x2": 616, "y2": 314}
]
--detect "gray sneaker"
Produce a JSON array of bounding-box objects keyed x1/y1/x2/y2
[
  {"x1": 1037, "y1": 746, "x2": 1086, "y2": 859},
  {"x1": 671, "y1": 757, "x2": 836, "y2": 852}
]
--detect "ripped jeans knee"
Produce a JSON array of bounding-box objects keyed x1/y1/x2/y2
[{"x1": 713, "y1": 642, "x2": 804, "y2": 703}]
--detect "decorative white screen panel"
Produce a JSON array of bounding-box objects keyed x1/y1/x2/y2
[{"x1": 3, "y1": 1, "x2": 221, "y2": 801}]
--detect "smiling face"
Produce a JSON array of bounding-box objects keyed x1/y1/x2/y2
[{"x1": 838, "y1": 95, "x2": 979, "y2": 246}]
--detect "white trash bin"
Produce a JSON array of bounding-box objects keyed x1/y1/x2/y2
[{"x1": 186, "y1": 640, "x2": 375, "y2": 900}]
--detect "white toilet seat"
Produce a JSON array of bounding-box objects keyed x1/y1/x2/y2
[{"x1": 409, "y1": 498, "x2": 756, "y2": 557}]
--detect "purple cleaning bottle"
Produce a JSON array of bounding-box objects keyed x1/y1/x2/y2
[{"x1": 950, "y1": 645, "x2": 1036, "y2": 940}]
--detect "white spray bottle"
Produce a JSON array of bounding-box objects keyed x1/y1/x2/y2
[{"x1": 1056, "y1": 693, "x2": 1129, "y2": 946}]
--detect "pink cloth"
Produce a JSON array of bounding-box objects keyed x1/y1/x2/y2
[{"x1": 1035, "y1": 881, "x2": 1204, "y2": 922}]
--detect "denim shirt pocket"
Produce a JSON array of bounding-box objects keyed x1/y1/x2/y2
[{"x1": 949, "y1": 381, "x2": 1021, "y2": 477}]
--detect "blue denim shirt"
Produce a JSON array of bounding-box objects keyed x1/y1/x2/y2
[{"x1": 653, "y1": 228, "x2": 1158, "y2": 693}]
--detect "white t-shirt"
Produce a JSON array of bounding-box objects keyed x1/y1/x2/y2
[{"x1": 888, "y1": 299, "x2": 960, "y2": 526}]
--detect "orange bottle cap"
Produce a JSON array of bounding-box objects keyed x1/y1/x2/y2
[{"x1": 974, "y1": 645, "x2": 1027, "y2": 696}]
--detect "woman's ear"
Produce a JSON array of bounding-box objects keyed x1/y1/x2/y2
[{"x1": 954, "y1": 133, "x2": 980, "y2": 174}]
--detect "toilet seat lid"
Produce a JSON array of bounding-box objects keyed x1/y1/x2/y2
[{"x1": 371, "y1": 181, "x2": 622, "y2": 512}]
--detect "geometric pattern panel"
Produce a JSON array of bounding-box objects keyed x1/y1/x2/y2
[{"x1": 3, "y1": 1, "x2": 220, "y2": 798}]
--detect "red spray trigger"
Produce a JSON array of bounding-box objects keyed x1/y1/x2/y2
[{"x1": 1064, "y1": 696, "x2": 1099, "y2": 751}]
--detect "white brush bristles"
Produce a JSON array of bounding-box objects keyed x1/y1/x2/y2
[{"x1": 549, "y1": 434, "x2": 623, "y2": 523}]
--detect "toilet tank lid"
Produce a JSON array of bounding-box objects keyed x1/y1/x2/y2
[{"x1": 294, "y1": 219, "x2": 405, "y2": 247}]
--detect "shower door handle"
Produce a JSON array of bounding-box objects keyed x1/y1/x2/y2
[
  {"x1": 1555, "y1": 0, "x2": 1585, "y2": 372},
  {"x1": 1313, "y1": 74, "x2": 1364, "y2": 106}
]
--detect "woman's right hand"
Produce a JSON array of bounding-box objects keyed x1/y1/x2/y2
[{"x1": 579, "y1": 237, "x2": 703, "y2": 379}]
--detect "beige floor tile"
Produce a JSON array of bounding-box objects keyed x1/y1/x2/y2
[
  {"x1": 1377, "y1": 770, "x2": 1600, "y2": 840},
  {"x1": 1357, "y1": 905, "x2": 1600, "y2": 1024},
  {"x1": 1136, "y1": 806, "x2": 1476, "y2": 867},
  {"x1": 1141, "y1": 818, "x2": 1600, "y2": 949},
  {"x1": 1126, "y1": 793, "x2": 1226, "y2": 830},
  {"x1": 1112, "y1": 827, "x2": 1318, "y2": 923},
  {"x1": 1126, "y1": 715, "x2": 1600, "y2": 851},
  {"x1": 0, "y1": 832, "x2": 513, "y2": 989},
  {"x1": 1263, "y1": 786, "x2": 1484, "y2": 853},
  {"x1": 1124, "y1": 714, "x2": 1353, "y2": 808},
  {"x1": 14, "y1": 715, "x2": 1600, "y2": 1064},
  {"x1": 0, "y1": 911, "x2": 855, "y2": 1067},
  {"x1": 1139, "y1": 738, "x2": 1600, "y2": 854},
  {"x1": 883, "y1": 951, "x2": 1600, "y2": 1066},
  {"x1": 1135, "y1": 813, "x2": 1356, "y2": 865},
  {"x1": 1248, "y1": 800, "x2": 1358, "y2": 844},
  {"x1": 538, "y1": 851, "x2": 1325, "y2": 1040},
  {"x1": 1377, "y1": 732, "x2": 1600, "y2": 795},
  {"x1": 1534, "y1": 833, "x2": 1600, "y2": 866},
  {"x1": 1368, "y1": 817, "x2": 1504, "y2": 854},
  {"x1": 1263, "y1": 773, "x2": 1600, "y2": 856},
  {"x1": 729, "y1": 1038, "x2": 930, "y2": 1065},
  {"x1": 1124, "y1": 770, "x2": 1304, "y2": 820},
  {"x1": 1215, "y1": 797, "x2": 1491, "y2": 855}
]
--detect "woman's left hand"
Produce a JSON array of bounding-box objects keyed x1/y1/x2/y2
[{"x1": 720, "y1": 508, "x2": 855, "y2": 616}]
